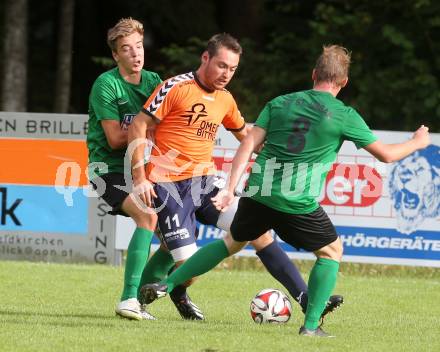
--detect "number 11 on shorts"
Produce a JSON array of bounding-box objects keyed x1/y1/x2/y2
[{"x1": 165, "y1": 214, "x2": 180, "y2": 229}]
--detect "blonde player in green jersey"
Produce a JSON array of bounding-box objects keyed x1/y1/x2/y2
[{"x1": 87, "y1": 17, "x2": 177, "y2": 321}]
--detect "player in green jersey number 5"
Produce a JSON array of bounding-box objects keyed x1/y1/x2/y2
[{"x1": 141, "y1": 45, "x2": 430, "y2": 337}]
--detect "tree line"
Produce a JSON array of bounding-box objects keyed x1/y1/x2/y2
[{"x1": 1, "y1": 0, "x2": 439, "y2": 131}]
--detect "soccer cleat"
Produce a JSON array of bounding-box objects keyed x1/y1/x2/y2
[
  {"x1": 321, "y1": 295, "x2": 344, "y2": 319},
  {"x1": 115, "y1": 298, "x2": 144, "y2": 321},
  {"x1": 171, "y1": 294, "x2": 205, "y2": 320},
  {"x1": 140, "y1": 304, "x2": 157, "y2": 320},
  {"x1": 299, "y1": 326, "x2": 335, "y2": 338},
  {"x1": 139, "y1": 282, "x2": 168, "y2": 305}
]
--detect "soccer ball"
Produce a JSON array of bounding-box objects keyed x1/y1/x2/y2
[{"x1": 250, "y1": 288, "x2": 292, "y2": 324}]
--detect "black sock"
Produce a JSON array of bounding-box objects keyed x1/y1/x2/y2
[
  {"x1": 256, "y1": 240, "x2": 309, "y2": 312},
  {"x1": 167, "y1": 265, "x2": 188, "y2": 302},
  {"x1": 169, "y1": 284, "x2": 187, "y2": 302}
]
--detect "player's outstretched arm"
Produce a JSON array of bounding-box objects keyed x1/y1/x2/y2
[
  {"x1": 127, "y1": 111, "x2": 157, "y2": 207},
  {"x1": 213, "y1": 126, "x2": 267, "y2": 212},
  {"x1": 231, "y1": 123, "x2": 252, "y2": 142},
  {"x1": 231, "y1": 124, "x2": 265, "y2": 153},
  {"x1": 363, "y1": 125, "x2": 430, "y2": 163},
  {"x1": 228, "y1": 126, "x2": 266, "y2": 191}
]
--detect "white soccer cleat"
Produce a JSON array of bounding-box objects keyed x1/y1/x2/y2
[
  {"x1": 140, "y1": 304, "x2": 156, "y2": 320},
  {"x1": 115, "y1": 298, "x2": 152, "y2": 321}
]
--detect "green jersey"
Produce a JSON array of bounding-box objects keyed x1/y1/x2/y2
[
  {"x1": 87, "y1": 67, "x2": 161, "y2": 176},
  {"x1": 247, "y1": 89, "x2": 377, "y2": 214}
]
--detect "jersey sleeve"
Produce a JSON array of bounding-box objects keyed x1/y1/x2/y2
[
  {"x1": 142, "y1": 79, "x2": 178, "y2": 123},
  {"x1": 254, "y1": 102, "x2": 271, "y2": 130},
  {"x1": 342, "y1": 108, "x2": 378, "y2": 148},
  {"x1": 222, "y1": 95, "x2": 245, "y2": 131},
  {"x1": 89, "y1": 77, "x2": 120, "y2": 121}
]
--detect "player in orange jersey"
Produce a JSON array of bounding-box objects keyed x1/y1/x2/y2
[{"x1": 128, "y1": 33, "x2": 343, "y2": 320}]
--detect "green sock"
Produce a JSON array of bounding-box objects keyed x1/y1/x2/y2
[
  {"x1": 120, "y1": 228, "x2": 154, "y2": 301},
  {"x1": 304, "y1": 257, "x2": 339, "y2": 330},
  {"x1": 137, "y1": 247, "x2": 175, "y2": 298},
  {"x1": 164, "y1": 240, "x2": 229, "y2": 292}
]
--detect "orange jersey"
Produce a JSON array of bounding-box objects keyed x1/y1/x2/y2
[{"x1": 142, "y1": 72, "x2": 245, "y2": 182}]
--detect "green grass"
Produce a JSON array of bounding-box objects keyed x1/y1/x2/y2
[{"x1": 0, "y1": 259, "x2": 439, "y2": 352}]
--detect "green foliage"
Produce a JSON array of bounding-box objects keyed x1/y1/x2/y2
[
  {"x1": 12, "y1": 0, "x2": 440, "y2": 129},
  {"x1": 154, "y1": 37, "x2": 205, "y2": 78},
  {"x1": 1, "y1": 260, "x2": 439, "y2": 352},
  {"x1": 149, "y1": 0, "x2": 440, "y2": 130},
  {"x1": 91, "y1": 56, "x2": 115, "y2": 69},
  {"x1": 139, "y1": 0, "x2": 219, "y2": 44},
  {"x1": 308, "y1": 0, "x2": 440, "y2": 131}
]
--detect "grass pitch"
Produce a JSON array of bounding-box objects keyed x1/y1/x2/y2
[{"x1": 0, "y1": 259, "x2": 439, "y2": 352}]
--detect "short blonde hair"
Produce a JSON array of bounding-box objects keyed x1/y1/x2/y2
[
  {"x1": 314, "y1": 45, "x2": 351, "y2": 86},
  {"x1": 107, "y1": 17, "x2": 144, "y2": 52}
]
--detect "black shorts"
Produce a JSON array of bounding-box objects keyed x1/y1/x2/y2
[
  {"x1": 90, "y1": 173, "x2": 130, "y2": 216},
  {"x1": 230, "y1": 197, "x2": 338, "y2": 252}
]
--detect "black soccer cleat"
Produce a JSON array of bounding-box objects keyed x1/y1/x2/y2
[
  {"x1": 299, "y1": 326, "x2": 335, "y2": 338},
  {"x1": 171, "y1": 293, "x2": 205, "y2": 320},
  {"x1": 139, "y1": 282, "x2": 168, "y2": 305},
  {"x1": 321, "y1": 295, "x2": 344, "y2": 319}
]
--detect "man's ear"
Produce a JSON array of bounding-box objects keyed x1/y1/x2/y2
[
  {"x1": 341, "y1": 77, "x2": 348, "y2": 88},
  {"x1": 201, "y1": 51, "x2": 210, "y2": 64},
  {"x1": 112, "y1": 50, "x2": 118, "y2": 63}
]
